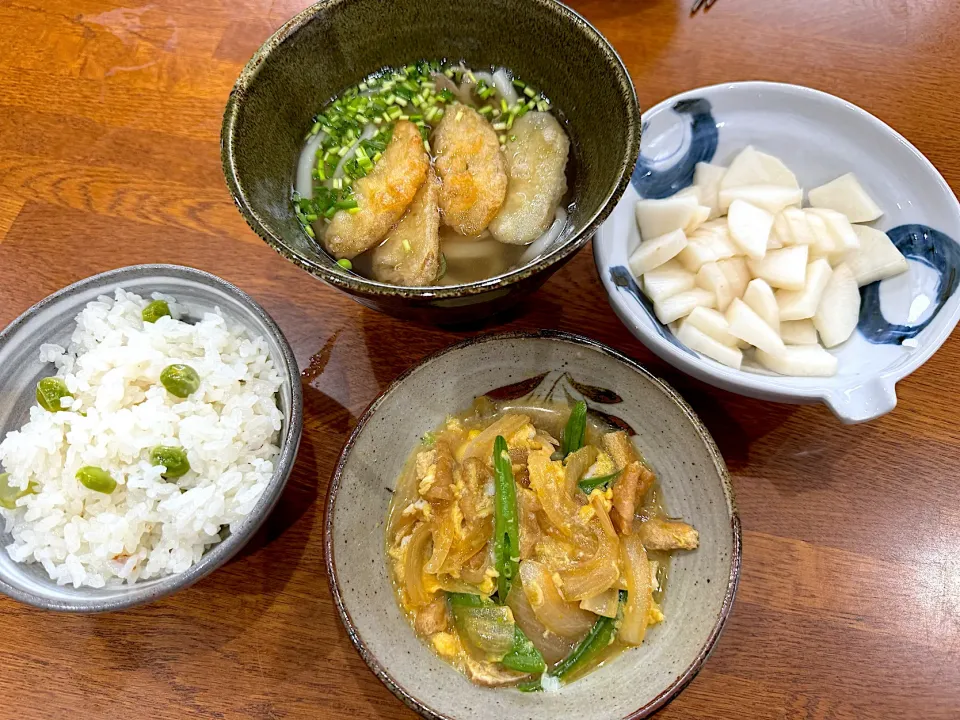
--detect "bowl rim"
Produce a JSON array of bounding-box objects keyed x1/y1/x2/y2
[
  {"x1": 0, "y1": 264, "x2": 304, "y2": 612},
  {"x1": 220, "y1": 0, "x2": 641, "y2": 299},
  {"x1": 324, "y1": 329, "x2": 741, "y2": 719},
  {"x1": 594, "y1": 80, "x2": 960, "y2": 420}
]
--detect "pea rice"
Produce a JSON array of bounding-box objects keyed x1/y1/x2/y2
[{"x1": 0, "y1": 289, "x2": 284, "y2": 588}]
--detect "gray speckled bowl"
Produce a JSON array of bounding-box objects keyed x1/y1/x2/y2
[
  {"x1": 221, "y1": 0, "x2": 640, "y2": 324},
  {"x1": 0, "y1": 265, "x2": 303, "y2": 612},
  {"x1": 325, "y1": 331, "x2": 740, "y2": 719}
]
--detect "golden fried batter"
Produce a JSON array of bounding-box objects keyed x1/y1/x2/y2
[
  {"x1": 489, "y1": 112, "x2": 569, "y2": 245},
  {"x1": 433, "y1": 104, "x2": 508, "y2": 236},
  {"x1": 371, "y1": 166, "x2": 441, "y2": 286},
  {"x1": 323, "y1": 120, "x2": 429, "y2": 259}
]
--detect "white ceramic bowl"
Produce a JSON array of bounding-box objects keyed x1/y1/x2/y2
[{"x1": 594, "y1": 81, "x2": 960, "y2": 423}]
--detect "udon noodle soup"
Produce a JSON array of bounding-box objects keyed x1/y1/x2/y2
[
  {"x1": 294, "y1": 61, "x2": 573, "y2": 287},
  {"x1": 385, "y1": 397, "x2": 701, "y2": 690}
]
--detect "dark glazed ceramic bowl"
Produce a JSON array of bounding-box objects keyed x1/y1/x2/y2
[
  {"x1": 221, "y1": 0, "x2": 640, "y2": 324},
  {"x1": 325, "y1": 331, "x2": 740, "y2": 719},
  {"x1": 0, "y1": 265, "x2": 303, "y2": 612}
]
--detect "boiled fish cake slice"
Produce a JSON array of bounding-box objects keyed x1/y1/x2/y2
[
  {"x1": 489, "y1": 112, "x2": 570, "y2": 246},
  {"x1": 433, "y1": 104, "x2": 508, "y2": 236},
  {"x1": 323, "y1": 120, "x2": 430, "y2": 259},
  {"x1": 371, "y1": 166, "x2": 442, "y2": 286}
]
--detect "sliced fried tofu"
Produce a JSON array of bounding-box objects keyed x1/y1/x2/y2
[{"x1": 637, "y1": 517, "x2": 700, "y2": 551}]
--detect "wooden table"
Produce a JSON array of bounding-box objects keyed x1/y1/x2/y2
[{"x1": 1, "y1": 0, "x2": 958, "y2": 717}]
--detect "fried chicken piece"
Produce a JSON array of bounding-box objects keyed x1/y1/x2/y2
[
  {"x1": 371, "y1": 165, "x2": 441, "y2": 286},
  {"x1": 323, "y1": 120, "x2": 429, "y2": 259},
  {"x1": 423, "y1": 439, "x2": 456, "y2": 502},
  {"x1": 489, "y1": 112, "x2": 569, "y2": 245},
  {"x1": 433, "y1": 104, "x2": 508, "y2": 236},
  {"x1": 637, "y1": 517, "x2": 700, "y2": 551},
  {"x1": 602, "y1": 430, "x2": 638, "y2": 470}
]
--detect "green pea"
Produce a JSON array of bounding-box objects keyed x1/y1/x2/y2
[
  {"x1": 0, "y1": 473, "x2": 36, "y2": 510},
  {"x1": 76, "y1": 466, "x2": 117, "y2": 494},
  {"x1": 150, "y1": 446, "x2": 190, "y2": 478},
  {"x1": 160, "y1": 364, "x2": 201, "y2": 398},
  {"x1": 36, "y1": 377, "x2": 73, "y2": 412},
  {"x1": 142, "y1": 299, "x2": 171, "y2": 323}
]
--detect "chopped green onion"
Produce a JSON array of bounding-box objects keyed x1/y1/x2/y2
[
  {"x1": 512, "y1": 78, "x2": 526, "y2": 89},
  {"x1": 501, "y1": 98, "x2": 508, "y2": 113},
  {"x1": 524, "y1": 85, "x2": 537, "y2": 98},
  {"x1": 578, "y1": 470, "x2": 621, "y2": 494},
  {"x1": 337, "y1": 258, "x2": 353, "y2": 270},
  {"x1": 478, "y1": 105, "x2": 494, "y2": 116},
  {"x1": 401, "y1": 239, "x2": 412, "y2": 253},
  {"x1": 304, "y1": 224, "x2": 316, "y2": 238},
  {"x1": 492, "y1": 121, "x2": 507, "y2": 131}
]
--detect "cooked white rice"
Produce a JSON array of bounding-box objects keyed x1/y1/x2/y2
[{"x1": 0, "y1": 289, "x2": 284, "y2": 588}]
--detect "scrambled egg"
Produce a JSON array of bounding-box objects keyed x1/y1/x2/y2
[
  {"x1": 648, "y1": 600, "x2": 665, "y2": 625},
  {"x1": 431, "y1": 632, "x2": 461, "y2": 659},
  {"x1": 585, "y1": 450, "x2": 616, "y2": 478},
  {"x1": 402, "y1": 499, "x2": 432, "y2": 521}
]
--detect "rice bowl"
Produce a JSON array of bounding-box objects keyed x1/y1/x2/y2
[{"x1": 0, "y1": 288, "x2": 285, "y2": 588}]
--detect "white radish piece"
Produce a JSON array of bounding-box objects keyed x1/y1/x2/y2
[
  {"x1": 718, "y1": 185, "x2": 803, "y2": 215},
  {"x1": 780, "y1": 319, "x2": 819, "y2": 345},
  {"x1": 694, "y1": 162, "x2": 727, "y2": 219},
  {"x1": 677, "y1": 322, "x2": 743, "y2": 370},
  {"x1": 685, "y1": 306, "x2": 739, "y2": 346},
  {"x1": 768, "y1": 233, "x2": 783, "y2": 250},
  {"x1": 696, "y1": 262, "x2": 735, "y2": 312},
  {"x1": 772, "y1": 213, "x2": 793, "y2": 246},
  {"x1": 846, "y1": 225, "x2": 909, "y2": 286},
  {"x1": 807, "y1": 208, "x2": 860, "y2": 250},
  {"x1": 686, "y1": 205, "x2": 712, "y2": 233},
  {"x1": 725, "y1": 298, "x2": 785, "y2": 355},
  {"x1": 813, "y1": 262, "x2": 860, "y2": 347},
  {"x1": 747, "y1": 245, "x2": 809, "y2": 290},
  {"x1": 742, "y1": 278, "x2": 780, "y2": 333},
  {"x1": 691, "y1": 228, "x2": 738, "y2": 261},
  {"x1": 718, "y1": 257, "x2": 750, "y2": 299},
  {"x1": 808, "y1": 172, "x2": 883, "y2": 222},
  {"x1": 629, "y1": 229, "x2": 688, "y2": 276},
  {"x1": 727, "y1": 200, "x2": 773, "y2": 259},
  {"x1": 635, "y1": 195, "x2": 699, "y2": 240},
  {"x1": 675, "y1": 238, "x2": 718, "y2": 273},
  {"x1": 755, "y1": 345, "x2": 838, "y2": 377},
  {"x1": 721, "y1": 146, "x2": 799, "y2": 189},
  {"x1": 776, "y1": 258, "x2": 833, "y2": 320},
  {"x1": 641, "y1": 260, "x2": 696, "y2": 302},
  {"x1": 654, "y1": 288, "x2": 716, "y2": 324},
  {"x1": 781, "y1": 208, "x2": 815, "y2": 246},
  {"x1": 804, "y1": 211, "x2": 838, "y2": 259}
]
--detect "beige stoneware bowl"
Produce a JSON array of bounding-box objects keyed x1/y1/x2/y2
[{"x1": 325, "y1": 331, "x2": 740, "y2": 719}]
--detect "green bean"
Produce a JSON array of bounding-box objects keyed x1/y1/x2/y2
[
  {"x1": 560, "y1": 401, "x2": 587, "y2": 457},
  {"x1": 76, "y1": 466, "x2": 117, "y2": 494},
  {"x1": 501, "y1": 626, "x2": 547, "y2": 674},
  {"x1": 141, "y1": 300, "x2": 171, "y2": 323},
  {"x1": 149, "y1": 446, "x2": 190, "y2": 479},
  {"x1": 578, "y1": 470, "x2": 621, "y2": 495},
  {"x1": 36, "y1": 377, "x2": 73, "y2": 412},
  {"x1": 519, "y1": 591, "x2": 625, "y2": 691},
  {"x1": 0, "y1": 473, "x2": 36, "y2": 510},
  {"x1": 160, "y1": 364, "x2": 200, "y2": 398},
  {"x1": 492, "y1": 435, "x2": 520, "y2": 601}
]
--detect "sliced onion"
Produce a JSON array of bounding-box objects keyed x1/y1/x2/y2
[
  {"x1": 563, "y1": 445, "x2": 598, "y2": 496},
  {"x1": 424, "y1": 512, "x2": 454, "y2": 574},
  {"x1": 519, "y1": 559, "x2": 596, "y2": 638},
  {"x1": 404, "y1": 523, "x2": 434, "y2": 607},
  {"x1": 619, "y1": 533, "x2": 652, "y2": 646},
  {"x1": 518, "y1": 209, "x2": 568, "y2": 267},
  {"x1": 493, "y1": 68, "x2": 520, "y2": 105},
  {"x1": 296, "y1": 130, "x2": 326, "y2": 198},
  {"x1": 506, "y1": 582, "x2": 578, "y2": 664},
  {"x1": 527, "y1": 450, "x2": 580, "y2": 536},
  {"x1": 461, "y1": 413, "x2": 529, "y2": 460},
  {"x1": 579, "y1": 588, "x2": 619, "y2": 618},
  {"x1": 557, "y1": 494, "x2": 620, "y2": 600}
]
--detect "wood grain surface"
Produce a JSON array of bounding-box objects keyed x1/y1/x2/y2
[{"x1": 1, "y1": 0, "x2": 958, "y2": 718}]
